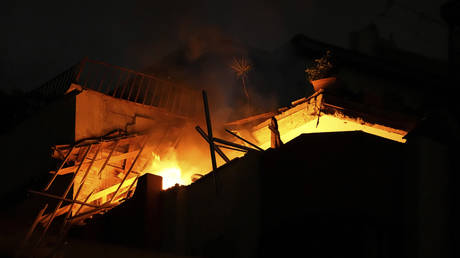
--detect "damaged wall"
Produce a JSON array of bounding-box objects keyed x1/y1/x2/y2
[{"x1": 74, "y1": 87, "x2": 190, "y2": 141}]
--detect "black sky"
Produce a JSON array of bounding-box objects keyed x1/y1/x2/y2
[{"x1": 1, "y1": 0, "x2": 447, "y2": 91}]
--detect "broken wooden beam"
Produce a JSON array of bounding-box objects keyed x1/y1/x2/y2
[
  {"x1": 22, "y1": 204, "x2": 48, "y2": 247},
  {"x1": 87, "y1": 176, "x2": 138, "y2": 204},
  {"x1": 98, "y1": 140, "x2": 120, "y2": 177},
  {"x1": 214, "y1": 144, "x2": 248, "y2": 153},
  {"x1": 39, "y1": 205, "x2": 71, "y2": 225},
  {"x1": 195, "y1": 126, "x2": 230, "y2": 163},
  {"x1": 224, "y1": 129, "x2": 263, "y2": 151},
  {"x1": 36, "y1": 144, "x2": 92, "y2": 247},
  {"x1": 290, "y1": 89, "x2": 324, "y2": 106},
  {"x1": 64, "y1": 143, "x2": 103, "y2": 224},
  {"x1": 202, "y1": 90, "x2": 217, "y2": 171},
  {"x1": 108, "y1": 135, "x2": 149, "y2": 203},
  {"x1": 28, "y1": 190, "x2": 99, "y2": 208},
  {"x1": 50, "y1": 150, "x2": 139, "y2": 175},
  {"x1": 74, "y1": 190, "x2": 95, "y2": 219},
  {"x1": 67, "y1": 202, "x2": 118, "y2": 223},
  {"x1": 44, "y1": 145, "x2": 75, "y2": 191},
  {"x1": 212, "y1": 137, "x2": 260, "y2": 152}
]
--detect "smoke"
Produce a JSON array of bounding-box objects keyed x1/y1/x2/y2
[
  {"x1": 142, "y1": 19, "x2": 289, "y2": 129},
  {"x1": 2, "y1": 0, "x2": 447, "y2": 96}
]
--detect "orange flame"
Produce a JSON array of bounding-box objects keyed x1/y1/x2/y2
[{"x1": 146, "y1": 152, "x2": 183, "y2": 190}]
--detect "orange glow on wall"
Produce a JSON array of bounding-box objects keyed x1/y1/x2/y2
[{"x1": 230, "y1": 95, "x2": 409, "y2": 151}]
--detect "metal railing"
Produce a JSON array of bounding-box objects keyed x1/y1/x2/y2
[
  {"x1": 31, "y1": 58, "x2": 201, "y2": 118},
  {"x1": 31, "y1": 64, "x2": 79, "y2": 100},
  {"x1": 75, "y1": 58, "x2": 201, "y2": 118}
]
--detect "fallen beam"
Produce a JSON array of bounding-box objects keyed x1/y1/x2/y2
[
  {"x1": 225, "y1": 129, "x2": 263, "y2": 151},
  {"x1": 202, "y1": 90, "x2": 217, "y2": 171},
  {"x1": 86, "y1": 176, "x2": 138, "y2": 204},
  {"x1": 67, "y1": 203, "x2": 117, "y2": 223},
  {"x1": 195, "y1": 126, "x2": 230, "y2": 163},
  {"x1": 22, "y1": 204, "x2": 48, "y2": 246},
  {"x1": 29, "y1": 190, "x2": 99, "y2": 208},
  {"x1": 44, "y1": 146, "x2": 75, "y2": 191},
  {"x1": 212, "y1": 137, "x2": 260, "y2": 152},
  {"x1": 215, "y1": 144, "x2": 248, "y2": 152},
  {"x1": 108, "y1": 135, "x2": 149, "y2": 203},
  {"x1": 39, "y1": 205, "x2": 72, "y2": 225},
  {"x1": 50, "y1": 151, "x2": 139, "y2": 175}
]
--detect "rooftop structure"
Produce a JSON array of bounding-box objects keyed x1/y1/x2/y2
[{"x1": 0, "y1": 56, "x2": 432, "y2": 257}]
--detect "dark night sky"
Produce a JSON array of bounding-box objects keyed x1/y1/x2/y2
[{"x1": 1, "y1": 0, "x2": 447, "y2": 92}]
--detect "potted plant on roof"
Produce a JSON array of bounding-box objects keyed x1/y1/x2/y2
[{"x1": 305, "y1": 50, "x2": 337, "y2": 92}]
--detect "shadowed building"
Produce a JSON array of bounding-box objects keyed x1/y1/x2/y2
[{"x1": 69, "y1": 130, "x2": 452, "y2": 258}]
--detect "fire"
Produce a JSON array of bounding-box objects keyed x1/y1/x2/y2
[
  {"x1": 146, "y1": 151, "x2": 183, "y2": 190},
  {"x1": 155, "y1": 166, "x2": 182, "y2": 190}
]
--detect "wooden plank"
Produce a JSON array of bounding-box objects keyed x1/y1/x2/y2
[
  {"x1": 74, "y1": 190, "x2": 95, "y2": 217},
  {"x1": 22, "y1": 204, "x2": 48, "y2": 246},
  {"x1": 29, "y1": 190, "x2": 99, "y2": 208},
  {"x1": 36, "y1": 145, "x2": 92, "y2": 247},
  {"x1": 195, "y1": 126, "x2": 230, "y2": 163},
  {"x1": 54, "y1": 135, "x2": 141, "y2": 153},
  {"x1": 64, "y1": 143, "x2": 103, "y2": 223},
  {"x1": 124, "y1": 174, "x2": 140, "y2": 199},
  {"x1": 98, "y1": 140, "x2": 120, "y2": 177},
  {"x1": 202, "y1": 91, "x2": 217, "y2": 171},
  {"x1": 50, "y1": 151, "x2": 139, "y2": 175},
  {"x1": 213, "y1": 137, "x2": 259, "y2": 152},
  {"x1": 67, "y1": 203, "x2": 117, "y2": 223},
  {"x1": 215, "y1": 144, "x2": 248, "y2": 152},
  {"x1": 86, "y1": 176, "x2": 138, "y2": 204},
  {"x1": 125, "y1": 141, "x2": 137, "y2": 174},
  {"x1": 39, "y1": 204, "x2": 72, "y2": 225},
  {"x1": 44, "y1": 146, "x2": 75, "y2": 191},
  {"x1": 52, "y1": 145, "x2": 78, "y2": 160},
  {"x1": 225, "y1": 129, "x2": 263, "y2": 151},
  {"x1": 108, "y1": 135, "x2": 149, "y2": 203},
  {"x1": 291, "y1": 89, "x2": 324, "y2": 106}
]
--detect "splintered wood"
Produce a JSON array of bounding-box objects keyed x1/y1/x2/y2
[
  {"x1": 47, "y1": 136, "x2": 143, "y2": 211},
  {"x1": 25, "y1": 132, "x2": 150, "y2": 249}
]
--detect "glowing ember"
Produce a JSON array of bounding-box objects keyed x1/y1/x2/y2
[{"x1": 147, "y1": 152, "x2": 183, "y2": 190}]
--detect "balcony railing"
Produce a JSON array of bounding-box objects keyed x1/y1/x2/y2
[{"x1": 32, "y1": 58, "x2": 201, "y2": 118}]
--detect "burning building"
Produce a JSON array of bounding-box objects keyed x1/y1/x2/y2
[
  {"x1": 0, "y1": 58, "x2": 215, "y2": 254},
  {"x1": 225, "y1": 89, "x2": 411, "y2": 149},
  {"x1": 0, "y1": 49, "x2": 455, "y2": 258}
]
